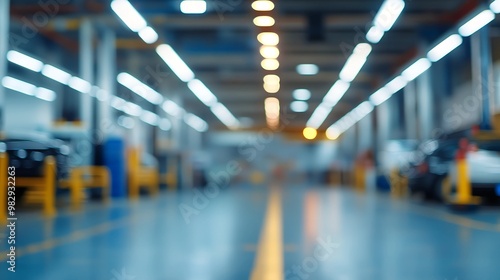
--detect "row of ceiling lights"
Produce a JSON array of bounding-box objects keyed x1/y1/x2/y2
[
  {"x1": 252, "y1": 0, "x2": 282, "y2": 129},
  {"x1": 111, "y1": 0, "x2": 240, "y2": 130},
  {"x1": 3, "y1": 50, "x2": 177, "y2": 131},
  {"x1": 303, "y1": 0, "x2": 500, "y2": 141}
]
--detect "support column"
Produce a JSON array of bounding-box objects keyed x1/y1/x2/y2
[
  {"x1": 0, "y1": 0, "x2": 10, "y2": 133},
  {"x1": 404, "y1": 81, "x2": 417, "y2": 139},
  {"x1": 417, "y1": 69, "x2": 433, "y2": 140},
  {"x1": 377, "y1": 100, "x2": 391, "y2": 152},
  {"x1": 97, "y1": 28, "x2": 116, "y2": 135},
  {"x1": 358, "y1": 113, "x2": 373, "y2": 152},
  {"x1": 80, "y1": 19, "x2": 94, "y2": 165},
  {"x1": 472, "y1": 26, "x2": 493, "y2": 130}
]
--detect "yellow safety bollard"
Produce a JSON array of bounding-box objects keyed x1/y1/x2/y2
[
  {"x1": 0, "y1": 152, "x2": 7, "y2": 223},
  {"x1": 43, "y1": 156, "x2": 56, "y2": 217},
  {"x1": 450, "y1": 139, "x2": 481, "y2": 210}
]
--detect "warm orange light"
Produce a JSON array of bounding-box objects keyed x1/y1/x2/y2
[
  {"x1": 263, "y1": 74, "x2": 280, "y2": 85},
  {"x1": 254, "y1": 16, "x2": 275, "y2": 27},
  {"x1": 257, "y1": 32, "x2": 279, "y2": 46},
  {"x1": 261, "y1": 59, "x2": 279, "y2": 71},
  {"x1": 303, "y1": 127, "x2": 318, "y2": 140},
  {"x1": 260, "y1": 46, "x2": 279, "y2": 59},
  {"x1": 252, "y1": 0, "x2": 274, "y2": 11},
  {"x1": 264, "y1": 82, "x2": 280, "y2": 94}
]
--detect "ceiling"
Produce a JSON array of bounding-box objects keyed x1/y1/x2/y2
[{"x1": 10, "y1": 0, "x2": 480, "y2": 130}]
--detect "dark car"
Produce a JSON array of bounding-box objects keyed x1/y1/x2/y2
[{"x1": 2, "y1": 136, "x2": 71, "y2": 180}]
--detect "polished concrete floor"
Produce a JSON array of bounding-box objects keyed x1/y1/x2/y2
[{"x1": 1, "y1": 185, "x2": 500, "y2": 279}]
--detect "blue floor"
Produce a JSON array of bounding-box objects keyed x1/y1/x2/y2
[{"x1": 1, "y1": 185, "x2": 500, "y2": 279}]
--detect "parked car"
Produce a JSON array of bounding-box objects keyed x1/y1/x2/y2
[
  {"x1": 407, "y1": 136, "x2": 500, "y2": 201},
  {"x1": 1, "y1": 135, "x2": 71, "y2": 180}
]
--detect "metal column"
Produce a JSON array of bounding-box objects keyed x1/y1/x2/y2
[
  {"x1": 358, "y1": 113, "x2": 373, "y2": 153},
  {"x1": 377, "y1": 100, "x2": 391, "y2": 152},
  {"x1": 80, "y1": 19, "x2": 94, "y2": 165},
  {"x1": 0, "y1": 0, "x2": 10, "y2": 133},
  {"x1": 417, "y1": 69, "x2": 433, "y2": 140},
  {"x1": 97, "y1": 28, "x2": 116, "y2": 135},
  {"x1": 404, "y1": 81, "x2": 418, "y2": 139},
  {"x1": 471, "y1": 26, "x2": 493, "y2": 130}
]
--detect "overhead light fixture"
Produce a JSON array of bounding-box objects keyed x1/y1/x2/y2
[
  {"x1": 323, "y1": 80, "x2": 351, "y2": 106},
  {"x1": 306, "y1": 103, "x2": 332, "y2": 129},
  {"x1": 264, "y1": 82, "x2": 280, "y2": 94},
  {"x1": 366, "y1": 25, "x2": 384, "y2": 44},
  {"x1": 385, "y1": 76, "x2": 407, "y2": 94},
  {"x1": 261, "y1": 58, "x2": 279, "y2": 71},
  {"x1": 138, "y1": 26, "x2": 159, "y2": 44},
  {"x1": 110, "y1": 0, "x2": 147, "y2": 32},
  {"x1": 401, "y1": 58, "x2": 432, "y2": 81},
  {"x1": 162, "y1": 100, "x2": 183, "y2": 117},
  {"x1": 117, "y1": 72, "x2": 163, "y2": 104},
  {"x1": 156, "y1": 44, "x2": 195, "y2": 82},
  {"x1": 293, "y1": 89, "x2": 311, "y2": 101},
  {"x1": 427, "y1": 34, "x2": 463, "y2": 62},
  {"x1": 352, "y1": 101, "x2": 374, "y2": 120},
  {"x1": 35, "y1": 88, "x2": 56, "y2": 101},
  {"x1": 111, "y1": 96, "x2": 127, "y2": 111},
  {"x1": 123, "y1": 102, "x2": 143, "y2": 117},
  {"x1": 373, "y1": 0, "x2": 405, "y2": 32},
  {"x1": 339, "y1": 55, "x2": 367, "y2": 83},
  {"x1": 210, "y1": 102, "x2": 240, "y2": 129},
  {"x1": 2, "y1": 76, "x2": 36, "y2": 96},
  {"x1": 184, "y1": 113, "x2": 208, "y2": 132},
  {"x1": 140, "y1": 110, "x2": 160, "y2": 126},
  {"x1": 458, "y1": 9, "x2": 495, "y2": 37},
  {"x1": 291, "y1": 101, "x2": 308, "y2": 113},
  {"x1": 41, "y1": 64, "x2": 72, "y2": 85},
  {"x1": 68, "y1": 76, "x2": 92, "y2": 94},
  {"x1": 6, "y1": 50, "x2": 44, "y2": 72},
  {"x1": 180, "y1": 0, "x2": 207, "y2": 14},
  {"x1": 263, "y1": 74, "x2": 280, "y2": 85},
  {"x1": 254, "y1": 16, "x2": 275, "y2": 27},
  {"x1": 369, "y1": 87, "x2": 392, "y2": 106},
  {"x1": 491, "y1": 0, "x2": 500, "y2": 13},
  {"x1": 260, "y1": 46, "x2": 279, "y2": 59},
  {"x1": 159, "y1": 118, "x2": 172, "y2": 131},
  {"x1": 187, "y1": 79, "x2": 218, "y2": 107},
  {"x1": 296, "y1": 64, "x2": 319, "y2": 75},
  {"x1": 326, "y1": 127, "x2": 340, "y2": 140},
  {"x1": 252, "y1": 0, "x2": 274, "y2": 11},
  {"x1": 265, "y1": 97, "x2": 280, "y2": 119},
  {"x1": 353, "y1": 43, "x2": 373, "y2": 57},
  {"x1": 257, "y1": 32, "x2": 279, "y2": 45},
  {"x1": 303, "y1": 127, "x2": 317, "y2": 140},
  {"x1": 117, "y1": 115, "x2": 135, "y2": 129}
]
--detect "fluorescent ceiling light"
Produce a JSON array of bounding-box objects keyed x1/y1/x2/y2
[
  {"x1": 339, "y1": 55, "x2": 367, "y2": 82},
  {"x1": 353, "y1": 43, "x2": 373, "y2": 57},
  {"x1": 252, "y1": 0, "x2": 274, "y2": 11},
  {"x1": 187, "y1": 79, "x2": 218, "y2": 106},
  {"x1": 293, "y1": 89, "x2": 311, "y2": 101},
  {"x1": 35, "y1": 87, "x2": 56, "y2": 101},
  {"x1": 257, "y1": 32, "x2": 279, "y2": 45},
  {"x1": 2, "y1": 76, "x2": 36, "y2": 96},
  {"x1": 111, "y1": 96, "x2": 127, "y2": 111},
  {"x1": 159, "y1": 118, "x2": 172, "y2": 131},
  {"x1": 6, "y1": 50, "x2": 44, "y2": 72},
  {"x1": 385, "y1": 76, "x2": 407, "y2": 94},
  {"x1": 138, "y1": 26, "x2": 159, "y2": 44},
  {"x1": 290, "y1": 101, "x2": 308, "y2": 113},
  {"x1": 373, "y1": 0, "x2": 405, "y2": 32},
  {"x1": 306, "y1": 103, "x2": 332, "y2": 129},
  {"x1": 210, "y1": 102, "x2": 240, "y2": 129},
  {"x1": 260, "y1": 46, "x2": 279, "y2": 59},
  {"x1": 118, "y1": 115, "x2": 135, "y2": 129},
  {"x1": 184, "y1": 113, "x2": 208, "y2": 132},
  {"x1": 41, "y1": 64, "x2": 72, "y2": 85},
  {"x1": 353, "y1": 101, "x2": 374, "y2": 120},
  {"x1": 263, "y1": 74, "x2": 280, "y2": 85},
  {"x1": 491, "y1": 0, "x2": 500, "y2": 13},
  {"x1": 265, "y1": 97, "x2": 280, "y2": 120},
  {"x1": 369, "y1": 87, "x2": 392, "y2": 106},
  {"x1": 123, "y1": 102, "x2": 143, "y2": 117},
  {"x1": 264, "y1": 82, "x2": 280, "y2": 94},
  {"x1": 156, "y1": 44, "x2": 195, "y2": 82},
  {"x1": 261, "y1": 59, "x2": 279, "y2": 71},
  {"x1": 323, "y1": 80, "x2": 351, "y2": 106},
  {"x1": 117, "y1": 72, "x2": 163, "y2": 104},
  {"x1": 427, "y1": 34, "x2": 463, "y2": 62},
  {"x1": 458, "y1": 9, "x2": 495, "y2": 37},
  {"x1": 254, "y1": 16, "x2": 275, "y2": 27},
  {"x1": 401, "y1": 58, "x2": 432, "y2": 81},
  {"x1": 366, "y1": 25, "x2": 384, "y2": 44},
  {"x1": 140, "y1": 110, "x2": 160, "y2": 126},
  {"x1": 110, "y1": 0, "x2": 147, "y2": 32},
  {"x1": 180, "y1": 0, "x2": 207, "y2": 14},
  {"x1": 326, "y1": 127, "x2": 341, "y2": 140},
  {"x1": 68, "y1": 76, "x2": 92, "y2": 94},
  {"x1": 296, "y1": 64, "x2": 319, "y2": 75},
  {"x1": 162, "y1": 100, "x2": 183, "y2": 117}
]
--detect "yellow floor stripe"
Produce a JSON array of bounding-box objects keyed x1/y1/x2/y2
[{"x1": 250, "y1": 187, "x2": 284, "y2": 280}]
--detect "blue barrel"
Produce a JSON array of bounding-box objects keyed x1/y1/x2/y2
[{"x1": 103, "y1": 137, "x2": 126, "y2": 197}]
